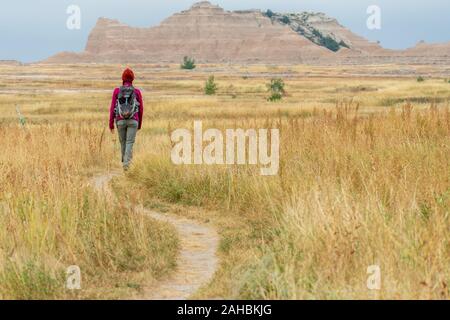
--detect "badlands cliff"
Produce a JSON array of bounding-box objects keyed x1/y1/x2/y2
[{"x1": 44, "y1": 1, "x2": 450, "y2": 65}]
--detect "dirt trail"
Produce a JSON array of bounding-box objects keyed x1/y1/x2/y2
[{"x1": 91, "y1": 172, "x2": 219, "y2": 300}]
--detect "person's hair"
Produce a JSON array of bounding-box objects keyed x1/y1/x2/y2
[{"x1": 122, "y1": 68, "x2": 135, "y2": 84}]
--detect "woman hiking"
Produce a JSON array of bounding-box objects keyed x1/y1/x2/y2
[{"x1": 109, "y1": 68, "x2": 144, "y2": 171}]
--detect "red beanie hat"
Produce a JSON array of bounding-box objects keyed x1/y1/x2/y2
[{"x1": 122, "y1": 68, "x2": 135, "y2": 83}]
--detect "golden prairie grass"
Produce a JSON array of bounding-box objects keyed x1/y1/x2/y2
[
  {"x1": 127, "y1": 103, "x2": 450, "y2": 299},
  {"x1": 0, "y1": 63, "x2": 449, "y2": 299},
  {"x1": 0, "y1": 123, "x2": 178, "y2": 299}
]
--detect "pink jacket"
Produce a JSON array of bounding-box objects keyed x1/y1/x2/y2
[{"x1": 109, "y1": 82, "x2": 144, "y2": 130}]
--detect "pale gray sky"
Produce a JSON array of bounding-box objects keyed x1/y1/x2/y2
[{"x1": 1, "y1": 0, "x2": 449, "y2": 62}]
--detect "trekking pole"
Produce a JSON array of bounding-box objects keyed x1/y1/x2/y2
[{"x1": 16, "y1": 105, "x2": 26, "y2": 127}]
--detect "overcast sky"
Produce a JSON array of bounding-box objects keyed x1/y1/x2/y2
[{"x1": 1, "y1": 0, "x2": 449, "y2": 62}]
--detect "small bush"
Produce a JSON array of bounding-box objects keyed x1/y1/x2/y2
[
  {"x1": 310, "y1": 29, "x2": 347, "y2": 52},
  {"x1": 323, "y1": 36, "x2": 340, "y2": 52},
  {"x1": 281, "y1": 15, "x2": 290, "y2": 24},
  {"x1": 267, "y1": 78, "x2": 286, "y2": 102},
  {"x1": 204, "y1": 75, "x2": 218, "y2": 95},
  {"x1": 268, "y1": 92, "x2": 283, "y2": 102},
  {"x1": 417, "y1": 76, "x2": 425, "y2": 82},
  {"x1": 181, "y1": 56, "x2": 196, "y2": 70},
  {"x1": 265, "y1": 9, "x2": 274, "y2": 18}
]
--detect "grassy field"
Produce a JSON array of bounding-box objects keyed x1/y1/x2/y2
[{"x1": 0, "y1": 63, "x2": 448, "y2": 299}]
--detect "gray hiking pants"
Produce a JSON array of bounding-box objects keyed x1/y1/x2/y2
[{"x1": 116, "y1": 119, "x2": 138, "y2": 168}]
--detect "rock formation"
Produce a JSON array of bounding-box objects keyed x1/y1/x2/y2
[
  {"x1": 43, "y1": 1, "x2": 450, "y2": 65},
  {"x1": 265, "y1": 11, "x2": 386, "y2": 55}
]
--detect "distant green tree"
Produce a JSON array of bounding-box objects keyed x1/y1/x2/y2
[
  {"x1": 267, "y1": 78, "x2": 286, "y2": 102},
  {"x1": 204, "y1": 75, "x2": 218, "y2": 95},
  {"x1": 265, "y1": 9, "x2": 274, "y2": 18},
  {"x1": 311, "y1": 29, "x2": 344, "y2": 52},
  {"x1": 312, "y1": 29, "x2": 322, "y2": 38},
  {"x1": 268, "y1": 92, "x2": 282, "y2": 102},
  {"x1": 322, "y1": 36, "x2": 340, "y2": 52},
  {"x1": 181, "y1": 56, "x2": 196, "y2": 70},
  {"x1": 281, "y1": 15, "x2": 290, "y2": 24},
  {"x1": 417, "y1": 76, "x2": 425, "y2": 82}
]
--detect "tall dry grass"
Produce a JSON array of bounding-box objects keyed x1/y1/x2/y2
[
  {"x1": 0, "y1": 123, "x2": 178, "y2": 299},
  {"x1": 129, "y1": 103, "x2": 449, "y2": 299},
  {"x1": 1, "y1": 63, "x2": 449, "y2": 299}
]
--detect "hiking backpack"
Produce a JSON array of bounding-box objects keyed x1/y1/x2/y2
[{"x1": 115, "y1": 86, "x2": 140, "y2": 120}]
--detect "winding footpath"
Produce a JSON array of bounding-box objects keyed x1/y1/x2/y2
[{"x1": 91, "y1": 172, "x2": 219, "y2": 300}]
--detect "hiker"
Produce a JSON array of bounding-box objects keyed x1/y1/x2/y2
[{"x1": 109, "y1": 68, "x2": 144, "y2": 171}]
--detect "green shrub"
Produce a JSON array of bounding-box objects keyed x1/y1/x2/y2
[
  {"x1": 268, "y1": 92, "x2": 283, "y2": 102},
  {"x1": 265, "y1": 9, "x2": 274, "y2": 18},
  {"x1": 267, "y1": 78, "x2": 286, "y2": 102},
  {"x1": 310, "y1": 29, "x2": 346, "y2": 52},
  {"x1": 281, "y1": 15, "x2": 290, "y2": 24},
  {"x1": 323, "y1": 36, "x2": 340, "y2": 52},
  {"x1": 417, "y1": 76, "x2": 425, "y2": 82},
  {"x1": 181, "y1": 56, "x2": 196, "y2": 70},
  {"x1": 204, "y1": 75, "x2": 218, "y2": 95},
  {"x1": 315, "y1": 30, "x2": 342, "y2": 52}
]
